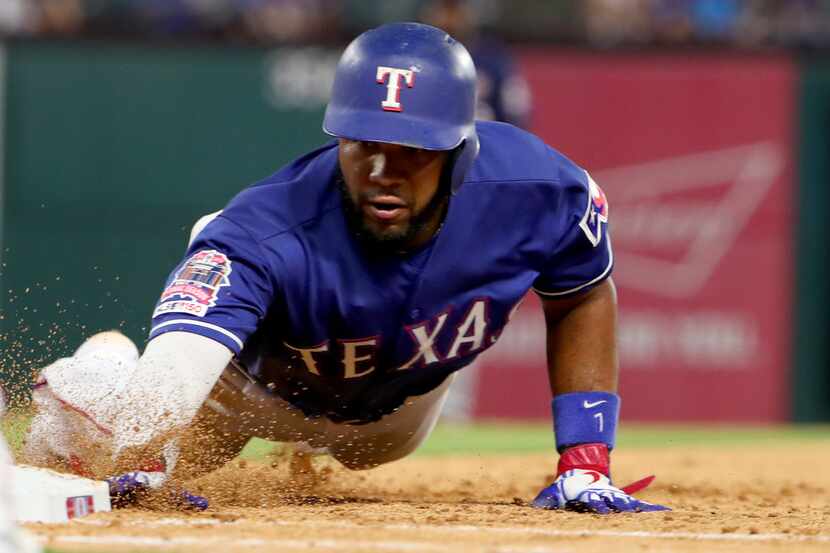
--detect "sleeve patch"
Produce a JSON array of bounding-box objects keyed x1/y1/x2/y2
[
  {"x1": 153, "y1": 249, "x2": 233, "y2": 318},
  {"x1": 578, "y1": 171, "x2": 609, "y2": 248}
]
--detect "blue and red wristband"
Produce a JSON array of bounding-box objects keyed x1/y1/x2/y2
[
  {"x1": 552, "y1": 391, "x2": 620, "y2": 475},
  {"x1": 552, "y1": 391, "x2": 620, "y2": 453}
]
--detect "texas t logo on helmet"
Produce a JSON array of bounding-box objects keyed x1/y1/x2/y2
[{"x1": 376, "y1": 66, "x2": 416, "y2": 112}]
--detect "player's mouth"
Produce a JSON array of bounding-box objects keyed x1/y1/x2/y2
[{"x1": 365, "y1": 195, "x2": 409, "y2": 223}]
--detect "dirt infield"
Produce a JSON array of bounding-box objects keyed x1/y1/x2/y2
[{"x1": 27, "y1": 440, "x2": 830, "y2": 553}]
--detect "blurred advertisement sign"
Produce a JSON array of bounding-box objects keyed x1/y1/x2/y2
[
  {"x1": 472, "y1": 54, "x2": 794, "y2": 422},
  {"x1": 264, "y1": 48, "x2": 339, "y2": 109}
]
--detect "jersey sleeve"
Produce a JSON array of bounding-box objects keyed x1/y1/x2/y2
[
  {"x1": 149, "y1": 215, "x2": 276, "y2": 354},
  {"x1": 532, "y1": 164, "x2": 613, "y2": 297}
]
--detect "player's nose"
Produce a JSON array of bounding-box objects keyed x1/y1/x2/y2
[{"x1": 367, "y1": 151, "x2": 405, "y2": 187}]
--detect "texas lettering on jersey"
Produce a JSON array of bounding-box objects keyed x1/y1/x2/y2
[
  {"x1": 282, "y1": 298, "x2": 503, "y2": 379},
  {"x1": 149, "y1": 121, "x2": 613, "y2": 422}
]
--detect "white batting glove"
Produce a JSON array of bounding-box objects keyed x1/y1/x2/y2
[{"x1": 532, "y1": 468, "x2": 669, "y2": 514}]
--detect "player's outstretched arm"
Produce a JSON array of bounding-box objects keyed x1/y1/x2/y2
[
  {"x1": 26, "y1": 331, "x2": 231, "y2": 510},
  {"x1": 531, "y1": 278, "x2": 669, "y2": 514},
  {"x1": 108, "y1": 331, "x2": 233, "y2": 469},
  {"x1": 27, "y1": 331, "x2": 231, "y2": 476}
]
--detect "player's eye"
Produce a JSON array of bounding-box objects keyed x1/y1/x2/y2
[{"x1": 405, "y1": 146, "x2": 442, "y2": 164}]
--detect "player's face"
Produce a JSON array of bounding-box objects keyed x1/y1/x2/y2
[{"x1": 338, "y1": 139, "x2": 449, "y2": 252}]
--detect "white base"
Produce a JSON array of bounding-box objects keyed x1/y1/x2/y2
[{"x1": 11, "y1": 465, "x2": 111, "y2": 523}]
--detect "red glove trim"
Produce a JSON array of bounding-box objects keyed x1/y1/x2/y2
[
  {"x1": 620, "y1": 475, "x2": 655, "y2": 495},
  {"x1": 557, "y1": 442, "x2": 610, "y2": 477},
  {"x1": 557, "y1": 444, "x2": 658, "y2": 495}
]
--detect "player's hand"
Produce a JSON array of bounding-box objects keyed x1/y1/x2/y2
[
  {"x1": 107, "y1": 471, "x2": 208, "y2": 511},
  {"x1": 531, "y1": 468, "x2": 669, "y2": 514}
]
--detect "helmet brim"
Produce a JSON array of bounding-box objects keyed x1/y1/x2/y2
[{"x1": 323, "y1": 108, "x2": 467, "y2": 151}]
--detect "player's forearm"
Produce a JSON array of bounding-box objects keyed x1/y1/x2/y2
[
  {"x1": 110, "y1": 332, "x2": 232, "y2": 463},
  {"x1": 542, "y1": 278, "x2": 618, "y2": 395},
  {"x1": 534, "y1": 278, "x2": 667, "y2": 511}
]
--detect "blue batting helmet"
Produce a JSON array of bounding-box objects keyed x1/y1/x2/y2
[{"x1": 323, "y1": 22, "x2": 479, "y2": 193}]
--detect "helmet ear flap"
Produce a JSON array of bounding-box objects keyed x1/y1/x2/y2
[{"x1": 450, "y1": 133, "x2": 480, "y2": 194}]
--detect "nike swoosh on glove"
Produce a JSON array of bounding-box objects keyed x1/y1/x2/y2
[
  {"x1": 531, "y1": 468, "x2": 669, "y2": 513},
  {"x1": 107, "y1": 471, "x2": 209, "y2": 511}
]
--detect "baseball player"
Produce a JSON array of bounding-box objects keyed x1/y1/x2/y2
[{"x1": 24, "y1": 22, "x2": 668, "y2": 514}]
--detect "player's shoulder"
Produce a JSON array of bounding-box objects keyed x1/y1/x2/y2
[
  {"x1": 469, "y1": 121, "x2": 587, "y2": 190},
  {"x1": 217, "y1": 142, "x2": 341, "y2": 241}
]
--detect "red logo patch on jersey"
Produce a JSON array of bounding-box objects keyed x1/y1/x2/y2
[
  {"x1": 579, "y1": 172, "x2": 610, "y2": 247},
  {"x1": 153, "y1": 249, "x2": 233, "y2": 318}
]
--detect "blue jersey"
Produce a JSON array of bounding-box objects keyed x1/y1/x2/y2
[{"x1": 149, "y1": 121, "x2": 612, "y2": 423}]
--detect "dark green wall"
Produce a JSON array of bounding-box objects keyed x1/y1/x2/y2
[
  {"x1": 0, "y1": 41, "x2": 328, "y2": 399},
  {"x1": 794, "y1": 62, "x2": 830, "y2": 421}
]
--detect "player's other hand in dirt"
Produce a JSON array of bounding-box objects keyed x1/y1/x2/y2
[
  {"x1": 532, "y1": 468, "x2": 669, "y2": 513},
  {"x1": 107, "y1": 471, "x2": 208, "y2": 511},
  {"x1": 531, "y1": 443, "x2": 669, "y2": 514}
]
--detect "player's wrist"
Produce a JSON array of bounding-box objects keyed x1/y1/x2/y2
[
  {"x1": 557, "y1": 443, "x2": 609, "y2": 476},
  {"x1": 551, "y1": 391, "x2": 619, "y2": 476}
]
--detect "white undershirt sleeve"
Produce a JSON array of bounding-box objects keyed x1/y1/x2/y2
[{"x1": 110, "y1": 331, "x2": 233, "y2": 459}]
